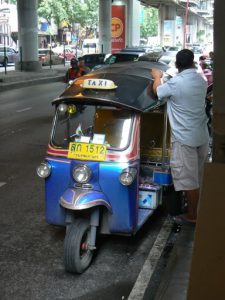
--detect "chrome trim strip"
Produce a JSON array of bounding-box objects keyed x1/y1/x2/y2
[{"x1": 60, "y1": 197, "x2": 112, "y2": 212}]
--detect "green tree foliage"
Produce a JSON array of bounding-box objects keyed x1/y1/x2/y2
[
  {"x1": 38, "y1": 0, "x2": 98, "y2": 28},
  {"x1": 140, "y1": 7, "x2": 158, "y2": 39}
]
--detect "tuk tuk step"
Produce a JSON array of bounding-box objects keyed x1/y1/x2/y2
[{"x1": 137, "y1": 208, "x2": 155, "y2": 230}]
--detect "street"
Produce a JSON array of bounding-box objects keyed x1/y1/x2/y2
[{"x1": 0, "y1": 82, "x2": 170, "y2": 300}]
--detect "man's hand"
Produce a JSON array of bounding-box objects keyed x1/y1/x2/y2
[
  {"x1": 151, "y1": 68, "x2": 163, "y2": 79},
  {"x1": 151, "y1": 68, "x2": 163, "y2": 96}
]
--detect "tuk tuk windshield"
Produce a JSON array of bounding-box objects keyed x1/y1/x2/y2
[{"x1": 51, "y1": 104, "x2": 134, "y2": 150}]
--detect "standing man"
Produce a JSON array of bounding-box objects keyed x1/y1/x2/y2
[{"x1": 152, "y1": 49, "x2": 209, "y2": 223}]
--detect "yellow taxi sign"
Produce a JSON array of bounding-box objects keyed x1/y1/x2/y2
[
  {"x1": 81, "y1": 79, "x2": 117, "y2": 90},
  {"x1": 68, "y1": 142, "x2": 107, "y2": 161}
]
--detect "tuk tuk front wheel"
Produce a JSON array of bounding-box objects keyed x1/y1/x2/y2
[{"x1": 64, "y1": 219, "x2": 94, "y2": 274}]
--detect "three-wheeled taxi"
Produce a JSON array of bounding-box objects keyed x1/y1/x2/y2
[{"x1": 37, "y1": 61, "x2": 173, "y2": 273}]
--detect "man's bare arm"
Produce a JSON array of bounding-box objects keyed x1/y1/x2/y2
[{"x1": 151, "y1": 69, "x2": 163, "y2": 95}]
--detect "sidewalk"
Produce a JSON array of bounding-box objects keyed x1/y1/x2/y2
[
  {"x1": 128, "y1": 219, "x2": 195, "y2": 300},
  {"x1": 0, "y1": 64, "x2": 69, "y2": 92},
  {"x1": 154, "y1": 223, "x2": 195, "y2": 300}
]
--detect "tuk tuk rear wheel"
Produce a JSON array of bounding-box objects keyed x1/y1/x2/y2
[{"x1": 64, "y1": 219, "x2": 93, "y2": 274}]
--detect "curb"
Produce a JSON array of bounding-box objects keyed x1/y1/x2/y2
[
  {"x1": 0, "y1": 75, "x2": 65, "y2": 92},
  {"x1": 128, "y1": 217, "x2": 173, "y2": 300},
  {"x1": 154, "y1": 223, "x2": 194, "y2": 300},
  {"x1": 153, "y1": 243, "x2": 178, "y2": 300}
]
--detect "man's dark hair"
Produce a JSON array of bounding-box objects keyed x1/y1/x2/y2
[
  {"x1": 175, "y1": 49, "x2": 194, "y2": 70},
  {"x1": 70, "y1": 58, "x2": 78, "y2": 65}
]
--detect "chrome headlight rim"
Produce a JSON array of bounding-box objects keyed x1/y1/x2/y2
[
  {"x1": 37, "y1": 162, "x2": 51, "y2": 178},
  {"x1": 72, "y1": 164, "x2": 92, "y2": 184},
  {"x1": 119, "y1": 168, "x2": 137, "y2": 186}
]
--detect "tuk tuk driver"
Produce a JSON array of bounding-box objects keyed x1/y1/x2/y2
[
  {"x1": 65, "y1": 58, "x2": 82, "y2": 83},
  {"x1": 151, "y1": 49, "x2": 209, "y2": 224}
]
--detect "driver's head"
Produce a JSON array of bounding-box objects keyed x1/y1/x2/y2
[
  {"x1": 78, "y1": 57, "x2": 85, "y2": 67},
  {"x1": 175, "y1": 49, "x2": 194, "y2": 71},
  {"x1": 70, "y1": 58, "x2": 78, "y2": 68}
]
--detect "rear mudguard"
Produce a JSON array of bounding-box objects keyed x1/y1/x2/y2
[{"x1": 60, "y1": 188, "x2": 112, "y2": 212}]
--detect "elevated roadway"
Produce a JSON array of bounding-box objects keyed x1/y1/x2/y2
[{"x1": 140, "y1": 0, "x2": 198, "y2": 9}]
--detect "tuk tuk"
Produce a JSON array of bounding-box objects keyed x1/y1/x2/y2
[{"x1": 37, "y1": 61, "x2": 173, "y2": 274}]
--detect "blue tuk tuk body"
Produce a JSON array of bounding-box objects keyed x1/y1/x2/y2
[{"x1": 37, "y1": 61, "x2": 171, "y2": 273}]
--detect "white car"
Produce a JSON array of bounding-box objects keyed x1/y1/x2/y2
[
  {"x1": 38, "y1": 49, "x2": 64, "y2": 66},
  {"x1": 53, "y1": 45, "x2": 82, "y2": 58},
  {"x1": 159, "y1": 46, "x2": 181, "y2": 65}
]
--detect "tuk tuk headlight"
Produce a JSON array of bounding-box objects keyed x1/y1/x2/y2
[
  {"x1": 119, "y1": 168, "x2": 137, "y2": 186},
  {"x1": 73, "y1": 164, "x2": 92, "y2": 183},
  {"x1": 37, "y1": 162, "x2": 51, "y2": 178},
  {"x1": 58, "y1": 104, "x2": 67, "y2": 113}
]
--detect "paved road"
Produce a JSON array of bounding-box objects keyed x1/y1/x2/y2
[{"x1": 0, "y1": 82, "x2": 167, "y2": 300}]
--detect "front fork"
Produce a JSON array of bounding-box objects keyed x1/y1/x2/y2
[{"x1": 65, "y1": 207, "x2": 100, "y2": 250}]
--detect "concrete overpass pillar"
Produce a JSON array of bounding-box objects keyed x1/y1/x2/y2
[
  {"x1": 99, "y1": 0, "x2": 140, "y2": 52},
  {"x1": 197, "y1": 17, "x2": 204, "y2": 41},
  {"x1": 159, "y1": 5, "x2": 176, "y2": 46},
  {"x1": 98, "y1": 0, "x2": 111, "y2": 54},
  {"x1": 127, "y1": 0, "x2": 140, "y2": 46},
  {"x1": 192, "y1": 16, "x2": 198, "y2": 44},
  {"x1": 15, "y1": 0, "x2": 41, "y2": 71},
  {"x1": 158, "y1": 5, "x2": 165, "y2": 46},
  {"x1": 188, "y1": 15, "x2": 198, "y2": 44},
  {"x1": 213, "y1": 0, "x2": 225, "y2": 162}
]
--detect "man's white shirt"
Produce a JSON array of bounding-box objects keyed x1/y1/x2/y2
[{"x1": 157, "y1": 68, "x2": 209, "y2": 147}]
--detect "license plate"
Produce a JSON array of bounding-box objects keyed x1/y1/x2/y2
[{"x1": 68, "y1": 142, "x2": 107, "y2": 161}]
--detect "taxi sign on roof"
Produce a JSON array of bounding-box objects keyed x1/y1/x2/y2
[{"x1": 81, "y1": 79, "x2": 117, "y2": 90}]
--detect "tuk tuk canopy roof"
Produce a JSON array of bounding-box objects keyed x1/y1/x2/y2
[{"x1": 53, "y1": 61, "x2": 169, "y2": 112}]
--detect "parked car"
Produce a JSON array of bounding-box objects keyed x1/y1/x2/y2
[
  {"x1": 159, "y1": 46, "x2": 182, "y2": 64},
  {"x1": 159, "y1": 49, "x2": 178, "y2": 65},
  {"x1": 78, "y1": 53, "x2": 108, "y2": 69},
  {"x1": 0, "y1": 46, "x2": 19, "y2": 66},
  {"x1": 38, "y1": 49, "x2": 64, "y2": 66},
  {"x1": 92, "y1": 51, "x2": 145, "y2": 71},
  {"x1": 165, "y1": 46, "x2": 181, "y2": 52},
  {"x1": 191, "y1": 43, "x2": 204, "y2": 54},
  {"x1": 57, "y1": 49, "x2": 76, "y2": 62},
  {"x1": 53, "y1": 45, "x2": 82, "y2": 58},
  {"x1": 67, "y1": 46, "x2": 82, "y2": 58},
  {"x1": 120, "y1": 46, "x2": 149, "y2": 53},
  {"x1": 138, "y1": 51, "x2": 165, "y2": 63},
  {"x1": 105, "y1": 51, "x2": 144, "y2": 64}
]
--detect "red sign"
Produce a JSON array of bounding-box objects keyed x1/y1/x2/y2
[{"x1": 112, "y1": 5, "x2": 126, "y2": 53}]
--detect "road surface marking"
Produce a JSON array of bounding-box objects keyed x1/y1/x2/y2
[
  {"x1": 0, "y1": 182, "x2": 6, "y2": 187},
  {"x1": 16, "y1": 107, "x2": 32, "y2": 113},
  {"x1": 128, "y1": 217, "x2": 173, "y2": 300}
]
